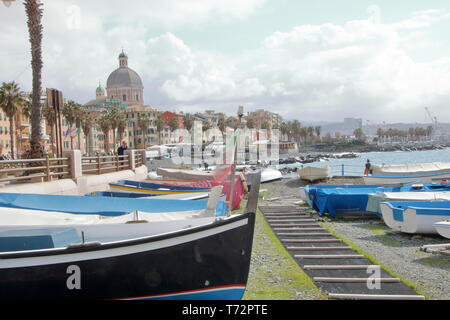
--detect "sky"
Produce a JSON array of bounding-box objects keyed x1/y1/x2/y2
[{"x1": 1, "y1": 0, "x2": 450, "y2": 124}]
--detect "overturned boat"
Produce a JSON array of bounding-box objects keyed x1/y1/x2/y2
[{"x1": 298, "y1": 166, "x2": 330, "y2": 182}]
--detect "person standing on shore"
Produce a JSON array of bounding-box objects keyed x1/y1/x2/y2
[{"x1": 364, "y1": 159, "x2": 372, "y2": 175}]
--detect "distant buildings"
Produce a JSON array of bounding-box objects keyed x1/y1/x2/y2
[{"x1": 245, "y1": 109, "x2": 282, "y2": 130}]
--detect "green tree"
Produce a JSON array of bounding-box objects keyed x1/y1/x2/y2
[
  {"x1": 0, "y1": 81, "x2": 26, "y2": 159},
  {"x1": 24, "y1": 0, "x2": 44, "y2": 159}
]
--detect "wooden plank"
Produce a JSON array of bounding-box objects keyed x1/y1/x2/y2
[
  {"x1": 245, "y1": 171, "x2": 261, "y2": 214},
  {"x1": 274, "y1": 227, "x2": 324, "y2": 231},
  {"x1": 328, "y1": 293, "x2": 426, "y2": 300},
  {"x1": 276, "y1": 233, "x2": 331, "y2": 236},
  {"x1": 303, "y1": 265, "x2": 377, "y2": 270},
  {"x1": 267, "y1": 219, "x2": 316, "y2": 223},
  {"x1": 270, "y1": 223, "x2": 318, "y2": 227},
  {"x1": 295, "y1": 254, "x2": 364, "y2": 259},
  {"x1": 314, "y1": 277, "x2": 400, "y2": 283},
  {"x1": 287, "y1": 246, "x2": 353, "y2": 251},
  {"x1": 283, "y1": 239, "x2": 342, "y2": 243}
]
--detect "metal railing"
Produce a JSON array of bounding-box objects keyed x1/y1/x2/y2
[
  {"x1": 81, "y1": 154, "x2": 131, "y2": 175},
  {"x1": 0, "y1": 157, "x2": 70, "y2": 183}
]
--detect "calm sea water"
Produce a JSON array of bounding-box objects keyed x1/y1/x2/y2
[{"x1": 290, "y1": 148, "x2": 450, "y2": 176}]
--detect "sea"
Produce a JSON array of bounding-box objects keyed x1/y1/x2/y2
[{"x1": 280, "y1": 147, "x2": 450, "y2": 177}]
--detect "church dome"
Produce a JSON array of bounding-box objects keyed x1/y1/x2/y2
[{"x1": 106, "y1": 67, "x2": 143, "y2": 88}]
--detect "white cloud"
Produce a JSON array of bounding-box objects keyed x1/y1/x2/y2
[{"x1": 2, "y1": 2, "x2": 450, "y2": 123}]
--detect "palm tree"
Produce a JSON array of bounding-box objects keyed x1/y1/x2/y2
[
  {"x1": 137, "y1": 113, "x2": 151, "y2": 149},
  {"x1": 62, "y1": 100, "x2": 78, "y2": 149},
  {"x1": 24, "y1": 0, "x2": 44, "y2": 159},
  {"x1": 0, "y1": 82, "x2": 26, "y2": 159},
  {"x1": 42, "y1": 100, "x2": 56, "y2": 155},
  {"x1": 98, "y1": 113, "x2": 111, "y2": 153},
  {"x1": 155, "y1": 114, "x2": 164, "y2": 145},
  {"x1": 183, "y1": 113, "x2": 194, "y2": 132},
  {"x1": 81, "y1": 112, "x2": 94, "y2": 155},
  {"x1": 73, "y1": 104, "x2": 85, "y2": 150}
]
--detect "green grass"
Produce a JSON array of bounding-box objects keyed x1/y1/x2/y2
[
  {"x1": 243, "y1": 209, "x2": 326, "y2": 300},
  {"x1": 318, "y1": 221, "x2": 431, "y2": 299},
  {"x1": 360, "y1": 224, "x2": 390, "y2": 235},
  {"x1": 420, "y1": 257, "x2": 450, "y2": 268}
]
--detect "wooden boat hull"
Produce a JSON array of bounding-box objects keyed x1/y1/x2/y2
[{"x1": 0, "y1": 212, "x2": 255, "y2": 300}]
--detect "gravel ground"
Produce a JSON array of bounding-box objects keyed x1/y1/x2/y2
[{"x1": 258, "y1": 177, "x2": 450, "y2": 300}]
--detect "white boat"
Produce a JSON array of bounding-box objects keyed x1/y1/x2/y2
[
  {"x1": 434, "y1": 220, "x2": 450, "y2": 239},
  {"x1": 367, "y1": 191, "x2": 450, "y2": 216},
  {"x1": 261, "y1": 168, "x2": 282, "y2": 183},
  {"x1": 379, "y1": 201, "x2": 450, "y2": 234},
  {"x1": 371, "y1": 162, "x2": 450, "y2": 175},
  {"x1": 298, "y1": 166, "x2": 330, "y2": 182},
  {"x1": 364, "y1": 162, "x2": 450, "y2": 185}
]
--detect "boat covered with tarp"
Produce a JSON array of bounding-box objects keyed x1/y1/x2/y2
[{"x1": 303, "y1": 182, "x2": 450, "y2": 218}]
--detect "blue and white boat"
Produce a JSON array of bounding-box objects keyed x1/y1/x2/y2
[
  {"x1": 0, "y1": 192, "x2": 255, "y2": 300},
  {"x1": 364, "y1": 162, "x2": 450, "y2": 184},
  {"x1": 109, "y1": 180, "x2": 212, "y2": 196},
  {"x1": 0, "y1": 192, "x2": 226, "y2": 217},
  {"x1": 367, "y1": 191, "x2": 450, "y2": 216},
  {"x1": 379, "y1": 201, "x2": 450, "y2": 234}
]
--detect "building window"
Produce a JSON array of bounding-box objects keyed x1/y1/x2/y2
[
  {"x1": 123, "y1": 94, "x2": 126, "y2": 101},
  {"x1": 136, "y1": 94, "x2": 139, "y2": 101}
]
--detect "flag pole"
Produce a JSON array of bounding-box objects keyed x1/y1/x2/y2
[{"x1": 227, "y1": 107, "x2": 244, "y2": 215}]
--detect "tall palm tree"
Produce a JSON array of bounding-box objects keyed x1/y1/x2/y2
[
  {"x1": 0, "y1": 82, "x2": 26, "y2": 159},
  {"x1": 62, "y1": 100, "x2": 79, "y2": 149},
  {"x1": 24, "y1": 0, "x2": 44, "y2": 159},
  {"x1": 155, "y1": 114, "x2": 164, "y2": 145},
  {"x1": 98, "y1": 113, "x2": 111, "y2": 152},
  {"x1": 137, "y1": 113, "x2": 151, "y2": 149},
  {"x1": 81, "y1": 112, "x2": 94, "y2": 155},
  {"x1": 73, "y1": 104, "x2": 85, "y2": 150},
  {"x1": 42, "y1": 100, "x2": 56, "y2": 155}
]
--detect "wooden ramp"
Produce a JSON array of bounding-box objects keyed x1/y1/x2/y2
[{"x1": 259, "y1": 206, "x2": 425, "y2": 300}]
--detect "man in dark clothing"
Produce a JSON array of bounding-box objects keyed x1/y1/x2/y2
[
  {"x1": 117, "y1": 141, "x2": 128, "y2": 162},
  {"x1": 364, "y1": 159, "x2": 372, "y2": 175}
]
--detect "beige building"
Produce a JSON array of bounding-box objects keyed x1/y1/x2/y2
[{"x1": 246, "y1": 109, "x2": 282, "y2": 130}]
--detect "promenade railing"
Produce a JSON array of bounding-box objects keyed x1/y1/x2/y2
[
  {"x1": 81, "y1": 154, "x2": 131, "y2": 175},
  {"x1": 0, "y1": 156, "x2": 70, "y2": 183}
]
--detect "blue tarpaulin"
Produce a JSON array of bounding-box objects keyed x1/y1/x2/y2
[{"x1": 304, "y1": 183, "x2": 450, "y2": 217}]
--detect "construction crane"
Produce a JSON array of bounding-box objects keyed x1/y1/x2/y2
[{"x1": 425, "y1": 107, "x2": 438, "y2": 129}]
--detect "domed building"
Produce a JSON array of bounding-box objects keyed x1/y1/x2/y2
[{"x1": 106, "y1": 51, "x2": 144, "y2": 106}]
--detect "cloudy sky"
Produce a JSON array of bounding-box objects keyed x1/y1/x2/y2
[{"x1": 1, "y1": 0, "x2": 450, "y2": 124}]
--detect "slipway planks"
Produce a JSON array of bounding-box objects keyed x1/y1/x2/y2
[{"x1": 259, "y1": 206, "x2": 425, "y2": 300}]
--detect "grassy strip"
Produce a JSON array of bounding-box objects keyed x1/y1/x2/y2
[
  {"x1": 318, "y1": 221, "x2": 431, "y2": 299},
  {"x1": 243, "y1": 208, "x2": 326, "y2": 300}
]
